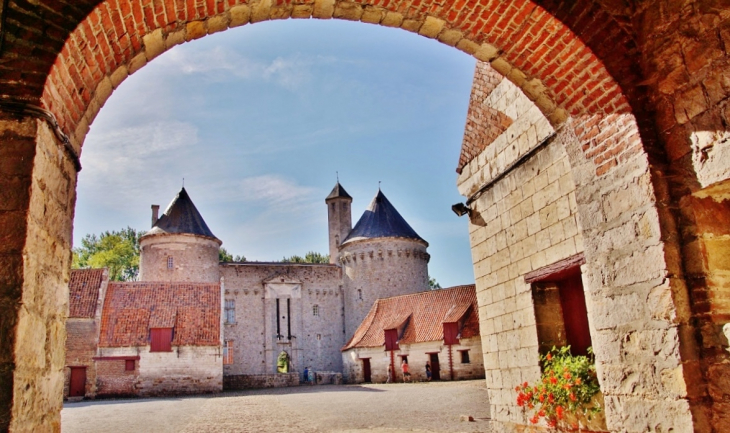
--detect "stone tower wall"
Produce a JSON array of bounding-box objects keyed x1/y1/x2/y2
[
  {"x1": 340, "y1": 238, "x2": 429, "y2": 339},
  {"x1": 139, "y1": 234, "x2": 221, "y2": 283},
  {"x1": 326, "y1": 198, "x2": 352, "y2": 264},
  {"x1": 219, "y1": 263, "x2": 344, "y2": 379}
]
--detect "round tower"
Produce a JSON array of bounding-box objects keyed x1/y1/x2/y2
[
  {"x1": 339, "y1": 189, "x2": 430, "y2": 339},
  {"x1": 139, "y1": 187, "x2": 222, "y2": 283}
]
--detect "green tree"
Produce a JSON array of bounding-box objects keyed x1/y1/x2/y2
[
  {"x1": 428, "y1": 276, "x2": 442, "y2": 290},
  {"x1": 219, "y1": 247, "x2": 246, "y2": 263},
  {"x1": 72, "y1": 227, "x2": 141, "y2": 281},
  {"x1": 281, "y1": 251, "x2": 330, "y2": 264}
]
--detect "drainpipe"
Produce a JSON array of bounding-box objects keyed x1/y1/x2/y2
[
  {"x1": 448, "y1": 345, "x2": 454, "y2": 380},
  {"x1": 390, "y1": 350, "x2": 395, "y2": 382}
]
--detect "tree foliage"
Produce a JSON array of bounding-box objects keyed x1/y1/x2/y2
[
  {"x1": 281, "y1": 251, "x2": 330, "y2": 264},
  {"x1": 219, "y1": 247, "x2": 246, "y2": 263},
  {"x1": 72, "y1": 227, "x2": 141, "y2": 281},
  {"x1": 428, "y1": 276, "x2": 442, "y2": 290}
]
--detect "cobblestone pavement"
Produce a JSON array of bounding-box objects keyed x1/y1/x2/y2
[{"x1": 62, "y1": 380, "x2": 491, "y2": 433}]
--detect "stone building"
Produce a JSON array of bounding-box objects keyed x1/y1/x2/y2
[
  {"x1": 65, "y1": 182, "x2": 445, "y2": 396},
  {"x1": 342, "y1": 284, "x2": 483, "y2": 384}
]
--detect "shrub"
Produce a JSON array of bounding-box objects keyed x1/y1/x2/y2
[{"x1": 515, "y1": 346, "x2": 601, "y2": 429}]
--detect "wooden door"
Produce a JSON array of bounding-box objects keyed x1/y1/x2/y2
[
  {"x1": 558, "y1": 273, "x2": 591, "y2": 356},
  {"x1": 362, "y1": 358, "x2": 371, "y2": 383},
  {"x1": 69, "y1": 367, "x2": 86, "y2": 397},
  {"x1": 429, "y1": 354, "x2": 440, "y2": 381}
]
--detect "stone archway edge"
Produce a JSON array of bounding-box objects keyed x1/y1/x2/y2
[{"x1": 0, "y1": 99, "x2": 82, "y2": 172}]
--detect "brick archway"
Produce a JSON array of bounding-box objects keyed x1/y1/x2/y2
[{"x1": 1, "y1": 0, "x2": 729, "y2": 432}]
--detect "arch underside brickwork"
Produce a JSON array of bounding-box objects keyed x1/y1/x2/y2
[{"x1": 0, "y1": 0, "x2": 729, "y2": 432}]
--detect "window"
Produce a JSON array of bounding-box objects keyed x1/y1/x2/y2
[
  {"x1": 357, "y1": 289, "x2": 363, "y2": 300},
  {"x1": 125, "y1": 359, "x2": 135, "y2": 371},
  {"x1": 149, "y1": 328, "x2": 173, "y2": 352},
  {"x1": 460, "y1": 350, "x2": 470, "y2": 364},
  {"x1": 316, "y1": 334, "x2": 321, "y2": 340},
  {"x1": 313, "y1": 304, "x2": 319, "y2": 316},
  {"x1": 443, "y1": 322, "x2": 460, "y2": 345},
  {"x1": 400, "y1": 355, "x2": 408, "y2": 363},
  {"x1": 167, "y1": 256, "x2": 174, "y2": 269},
  {"x1": 223, "y1": 340, "x2": 233, "y2": 365},
  {"x1": 224, "y1": 299, "x2": 235, "y2": 324},
  {"x1": 527, "y1": 255, "x2": 592, "y2": 357},
  {"x1": 384, "y1": 329, "x2": 399, "y2": 351}
]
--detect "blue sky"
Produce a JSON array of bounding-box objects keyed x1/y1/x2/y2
[{"x1": 74, "y1": 18, "x2": 477, "y2": 287}]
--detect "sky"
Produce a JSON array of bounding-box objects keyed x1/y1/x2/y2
[{"x1": 74, "y1": 18, "x2": 477, "y2": 288}]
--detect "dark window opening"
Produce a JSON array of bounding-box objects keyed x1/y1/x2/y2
[
  {"x1": 460, "y1": 350, "x2": 470, "y2": 364},
  {"x1": 530, "y1": 263, "x2": 591, "y2": 357}
]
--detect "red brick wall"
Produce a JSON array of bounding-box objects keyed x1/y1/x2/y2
[
  {"x1": 95, "y1": 359, "x2": 137, "y2": 397},
  {"x1": 64, "y1": 320, "x2": 99, "y2": 398}
]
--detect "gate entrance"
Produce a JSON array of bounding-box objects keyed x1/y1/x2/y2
[
  {"x1": 428, "y1": 354, "x2": 440, "y2": 381},
  {"x1": 362, "y1": 359, "x2": 371, "y2": 383}
]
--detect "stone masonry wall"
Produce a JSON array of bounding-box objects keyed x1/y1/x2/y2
[
  {"x1": 342, "y1": 337, "x2": 484, "y2": 384},
  {"x1": 460, "y1": 62, "x2": 697, "y2": 432},
  {"x1": 224, "y1": 373, "x2": 299, "y2": 390},
  {"x1": 457, "y1": 64, "x2": 585, "y2": 428},
  {"x1": 340, "y1": 238, "x2": 430, "y2": 339},
  {"x1": 220, "y1": 263, "x2": 344, "y2": 378},
  {"x1": 1, "y1": 117, "x2": 76, "y2": 432},
  {"x1": 139, "y1": 234, "x2": 221, "y2": 283}
]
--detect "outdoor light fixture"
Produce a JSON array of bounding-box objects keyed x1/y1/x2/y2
[{"x1": 451, "y1": 202, "x2": 471, "y2": 217}]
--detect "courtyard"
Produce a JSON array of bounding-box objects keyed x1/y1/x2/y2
[{"x1": 61, "y1": 380, "x2": 491, "y2": 432}]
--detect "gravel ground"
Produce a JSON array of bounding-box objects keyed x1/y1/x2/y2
[{"x1": 62, "y1": 380, "x2": 492, "y2": 433}]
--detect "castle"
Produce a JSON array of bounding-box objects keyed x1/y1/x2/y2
[{"x1": 65, "y1": 182, "x2": 482, "y2": 397}]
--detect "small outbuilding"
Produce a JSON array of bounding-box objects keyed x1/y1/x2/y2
[{"x1": 342, "y1": 285, "x2": 484, "y2": 384}]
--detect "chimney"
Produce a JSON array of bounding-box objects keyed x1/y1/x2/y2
[{"x1": 151, "y1": 205, "x2": 160, "y2": 227}]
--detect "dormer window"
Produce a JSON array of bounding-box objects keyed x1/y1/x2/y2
[{"x1": 167, "y1": 256, "x2": 174, "y2": 269}]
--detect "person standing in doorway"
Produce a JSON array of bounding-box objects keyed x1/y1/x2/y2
[
  {"x1": 425, "y1": 361, "x2": 432, "y2": 381},
  {"x1": 401, "y1": 359, "x2": 411, "y2": 383}
]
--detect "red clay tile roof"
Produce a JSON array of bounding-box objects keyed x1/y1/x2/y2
[
  {"x1": 69, "y1": 269, "x2": 106, "y2": 318},
  {"x1": 343, "y1": 284, "x2": 479, "y2": 350},
  {"x1": 99, "y1": 282, "x2": 220, "y2": 348}
]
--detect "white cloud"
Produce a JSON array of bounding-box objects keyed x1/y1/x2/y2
[{"x1": 156, "y1": 45, "x2": 335, "y2": 89}]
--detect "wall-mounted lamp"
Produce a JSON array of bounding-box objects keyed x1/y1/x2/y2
[{"x1": 451, "y1": 202, "x2": 471, "y2": 217}]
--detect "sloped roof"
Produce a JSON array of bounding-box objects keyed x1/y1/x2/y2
[
  {"x1": 68, "y1": 268, "x2": 107, "y2": 318},
  {"x1": 325, "y1": 182, "x2": 352, "y2": 201},
  {"x1": 342, "y1": 284, "x2": 479, "y2": 350},
  {"x1": 144, "y1": 188, "x2": 218, "y2": 239},
  {"x1": 342, "y1": 190, "x2": 427, "y2": 246},
  {"x1": 99, "y1": 282, "x2": 220, "y2": 347}
]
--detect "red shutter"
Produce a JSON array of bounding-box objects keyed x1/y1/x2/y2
[
  {"x1": 443, "y1": 322, "x2": 459, "y2": 345},
  {"x1": 150, "y1": 328, "x2": 173, "y2": 352},
  {"x1": 384, "y1": 329, "x2": 399, "y2": 351}
]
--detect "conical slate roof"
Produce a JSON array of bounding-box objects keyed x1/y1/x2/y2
[
  {"x1": 342, "y1": 190, "x2": 427, "y2": 245},
  {"x1": 145, "y1": 188, "x2": 218, "y2": 239},
  {"x1": 325, "y1": 182, "x2": 352, "y2": 201}
]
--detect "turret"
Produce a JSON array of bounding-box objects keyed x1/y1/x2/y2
[
  {"x1": 325, "y1": 182, "x2": 352, "y2": 264},
  {"x1": 339, "y1": 189, "x2": 430, "y2": 338},
  {"x1": 139, "y1": 187, "x2": 222, "y2": 283}
]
